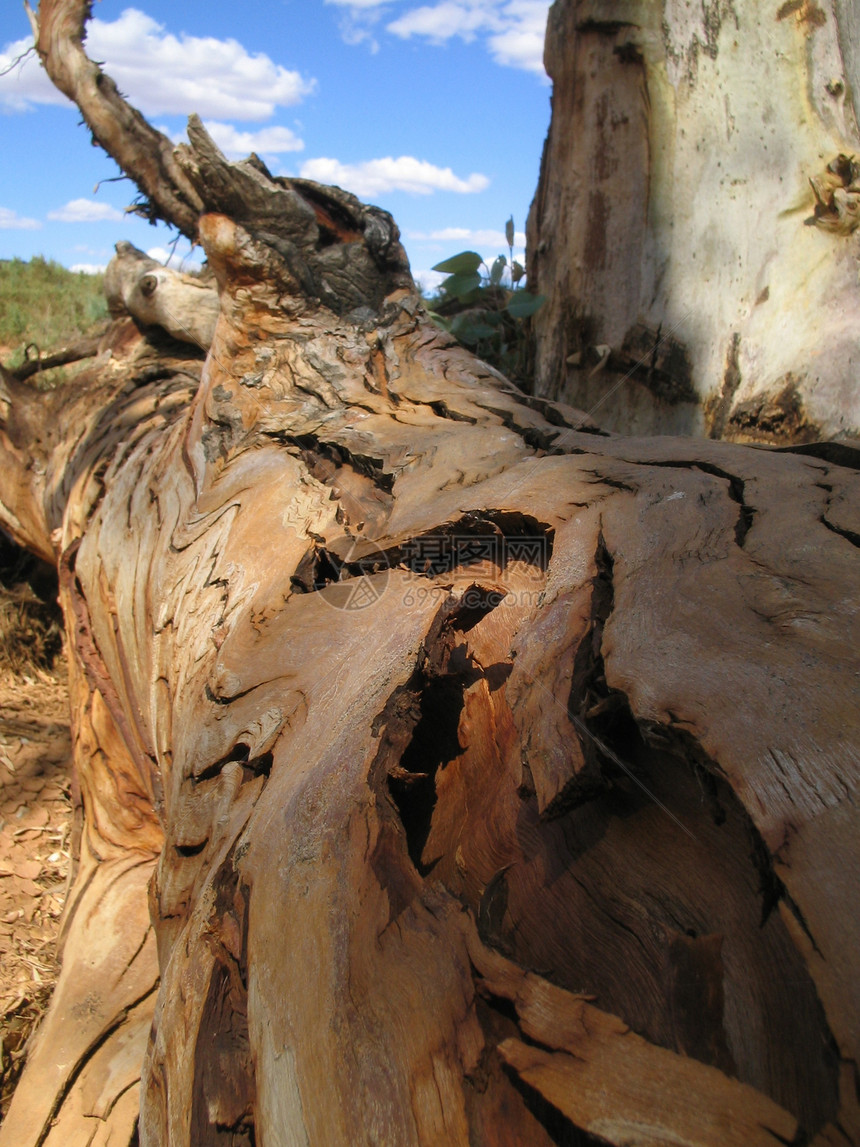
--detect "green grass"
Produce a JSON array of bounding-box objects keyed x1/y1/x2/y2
[
  {"x1": 0, "y1": 256, "x2": 109, "y2": 373},
  {"x1": 0, "y1": 262, "x2": 80, "y2": 665}
]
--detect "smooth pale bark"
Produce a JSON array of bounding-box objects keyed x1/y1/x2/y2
[
  {"x1": 104, "y1": 241, "x2": 219, "y2": 349},
  {"x1": 1, "y1": 3, "x2": 859, "y2": 1144},
  {"x1": 527, "y1": 0, "x2": 860, "y2": 442}
]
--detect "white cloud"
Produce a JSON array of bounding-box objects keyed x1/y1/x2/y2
[
  {"x1": 0, "y1": 9, "x2": 315, "y2": 119},
  {"x1": 339, "y1": 24, "x2": 382, "y2": 51},
  {"x1": 145, "y1": 245, "x2": 205, "y2": 270},
  {"x1": 146, "y1": 246, "x2": 180, "y2": 267},
  {"x1": 388, "y1": 2, "x2": 491, "y2": 40},
  {"x1": 200, "y1": 121, "x2": 304, "y2": 159},
  {"x1": 413, "y1": 268, "x2": 447, "y2": 294},
  {"x1": 0, "y1": 205, "x2": 42, "y2": 230},
  {"x1": 323, "y1": 0, "x2": 386, "y2": 52},
  {"x1": 298, "y1": 156, "x2": 489, "y2": 196},
  {"x1": 487, "y1": 7, "x2": 547, "y2": 72},
  {"x1": 324, "y1": 0, "x2": 548, "y2": 70},
  {"x1": 69, "y1": 263, "x2": 107, "y2": 274},
  {"x1": 408, "y1": 226, "x2": 527, "y2": 247},
  {"x1": 0, "y1": 38, "x2": 68, "y2": 109},
  {"x1": 48, "y1": 199, "x2": 125, "y2": 223},
  {"x1": 386, "y1": 0, "x2": 549, "y2": 75}
]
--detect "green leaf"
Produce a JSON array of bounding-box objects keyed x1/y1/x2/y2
[
  {"x1": 511, "y1": 260, "x2": 525, "y2": 284},
  {"x1": 505, "y1": 216, "x2": 515, "y2": 248},
  {"x1": 441, "y1": 272, "x2": 482, "y2": 299},
  {"x1": 505, "y1": 291, "x2": 545, "y2": 319},
  {"x1": 490, "y1": 255, "x2": 507, "y2": 286},
  {"x1": 432, "y1": 251, "x2": 483, "y2": 275},
  {"x1": 450, "y1": 315, "x2": 499, "y2": 344}
]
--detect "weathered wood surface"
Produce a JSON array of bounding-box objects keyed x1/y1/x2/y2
[
  {"x1": 527, "y1": 0, "x2": 860, "y2": 443},
  {"x1": 1, "y1": 197, "x2": 859, "y2": 1142},
  {"x1": 0, "y1": 1, "x2": 858, "y2": 1143},
  {"x1": 0, "y1": 323, "x2": 200, "y2": 1145},
  {"x1": 104, "y1": 242, "x2": 219, "y2": 350}
]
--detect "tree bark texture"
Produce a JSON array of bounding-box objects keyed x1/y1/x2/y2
[
  {"x1": 527, "y1": 0, "x2": 860, "y2": 443},
  {"x1": 1, "y1": 4, "x2": 859, "y2": 1144}
]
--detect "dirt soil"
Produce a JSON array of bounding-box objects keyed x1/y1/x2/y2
[{"x1": 0, "y1": 659, "x2": 73, "y2": 1119}]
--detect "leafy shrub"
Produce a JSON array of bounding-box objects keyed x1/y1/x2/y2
[{"x1": 424, "y1": 218, "x2": 544, "y2": 387}]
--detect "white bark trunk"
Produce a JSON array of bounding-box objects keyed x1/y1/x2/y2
[{"x1": 528, "y1": 0, "x2": 860, "y2": 442}]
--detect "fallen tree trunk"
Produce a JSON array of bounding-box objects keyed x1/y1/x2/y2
[{"x1": 1, "y1": 3, "x2": 859, "y2": 1144}]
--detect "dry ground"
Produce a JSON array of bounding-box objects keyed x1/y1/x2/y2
[{"x1": 0, "y1": 660, "x2": 72, "y2": 1119}]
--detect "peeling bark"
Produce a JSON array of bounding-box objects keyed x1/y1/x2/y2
[{"x1": 1, "y1": 4, "x2": 859, "y2": 1145}]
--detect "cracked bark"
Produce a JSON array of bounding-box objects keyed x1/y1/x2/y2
[{"x1": 2, "y1": 4, "x2": 860, "y2": 1145}]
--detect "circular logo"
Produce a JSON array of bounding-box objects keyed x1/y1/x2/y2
[{"x1": 317, "y1": 535, "x2": 391, "y2": 612}]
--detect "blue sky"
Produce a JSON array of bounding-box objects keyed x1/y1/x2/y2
[{"x1": 0, "y1": 0, "x2": 552, "y2": 289}]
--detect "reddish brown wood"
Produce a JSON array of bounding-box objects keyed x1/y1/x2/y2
[{"x1": 1, "y1": 4, "x2": 858, "y2": 1144}]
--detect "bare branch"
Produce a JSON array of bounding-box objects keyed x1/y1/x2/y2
[
  {"x1": 0, "y1": 44, "x2": 35, "y2": 78},
  {"x1": 23, "y1": 0, "x2": 39, "y2": 42},
  {"x1": 34, "y1": 0, "x2": 203, "y2": 238},
  {"x1": 10, "y1": 335, "x2": 101, "y2": 382}
]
